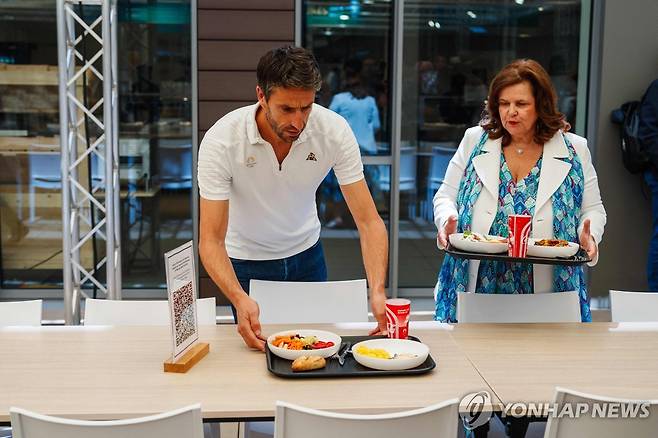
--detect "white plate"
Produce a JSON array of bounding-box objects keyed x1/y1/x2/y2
[
  {"x1": 448, "y1": 233, "x2": 508, "y2": 254},
  {"x1": 527, "y1": 238, "x2": 580, "y2": 258},
  {"x1": 267, "y1": 329, "x2": 341, "y2": 361},
  {"x1": 351, "y1": 338, "x2": 430, "y2": 371}
]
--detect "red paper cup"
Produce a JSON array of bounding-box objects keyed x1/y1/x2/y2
[
  {"x1": 508, "y1": 214, "x2": 532, "y2": 257},
  {"x1": 385, "y1": 298, "x2": 411, "y2": 339}
]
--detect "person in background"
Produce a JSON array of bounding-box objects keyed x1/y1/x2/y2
[
  {"x1": 640, "y1": 78, "x2": 658, "y2": 290},
  {"x1": 198, "y1": 46, "x2": 389, "y2": 351},
  {"x1": 322, "y1": 60, "x2": 382, "y2": 228},
  {"x1": 329, "y1": 64, "x2": 381, "y2": 155},
  {"x1": 433, "y1": 59, "x2": 606, "y2": 324}
]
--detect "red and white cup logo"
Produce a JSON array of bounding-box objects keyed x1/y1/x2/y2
[
  {"x1": 385, "y1": 298, "x2": 410, "y2": 339},
  {"x1": 508, "y1": 214, "x2": 532, "y2": 258}
]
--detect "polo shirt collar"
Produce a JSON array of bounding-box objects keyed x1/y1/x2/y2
[
  {"x1": 246, "y1": 102, "x2": 313, "y2": 146},
  {"x1": 247, "y1": 103, "x2": 263, "y2": 145}
]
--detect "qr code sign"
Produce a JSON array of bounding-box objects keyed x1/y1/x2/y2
[{"x1": 173, "y1": 281, "x2": 196, "y2": 347}]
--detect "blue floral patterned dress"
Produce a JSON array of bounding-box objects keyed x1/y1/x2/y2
[{"x1": 475, "y1": 153, "x2": 542, "y2": 294}]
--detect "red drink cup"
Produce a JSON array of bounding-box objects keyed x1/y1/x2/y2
[
  {"x1": 508, "y1": 214, "x2": 532, "y2": 257},
  {"x1": 385, "y1": 298, "x2": 411, "y2": 339}
]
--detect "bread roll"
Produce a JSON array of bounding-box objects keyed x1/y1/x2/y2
[{"x1": 291, "y1": 355, "x2": 326, "y2": 372}]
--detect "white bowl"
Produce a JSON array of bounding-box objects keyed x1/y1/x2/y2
[
  {"x1": 351, "y1": 338, "x2": 430, "y2": 371},
  {"x1": 527, "y1": 238, "x2": 580, "y2": 258},
  {"x1": 449, "y1": 233, "x2": 508, "y2": 254},
  {"x1": 267, "y1": 329, "x2": 341, "y2": 360}
]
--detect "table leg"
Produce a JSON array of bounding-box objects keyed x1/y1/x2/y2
[
  {"x1": 472, "y1": 420, "x2": 490, "y2": 437},
  {"x1": 505, "y1": 416, "x2": 530, "y2": 438}
]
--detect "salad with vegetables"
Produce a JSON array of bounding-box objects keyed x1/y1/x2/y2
[
  {"x1": 462, "y1": 230, "x2": 507, "y2": 244},
  {"x1": 271, "y1": 334, "x2": 335, "y2": 350}
]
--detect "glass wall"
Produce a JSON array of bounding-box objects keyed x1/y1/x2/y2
[
  {"x1": 1, "y1": 0, "x2": 587, "y2": 297},
  {"x1": 117, "y1": 0, "x2": 192, "y2": 289},
  {"x1": 0, "y1": 1, "x2": 61, "y2": 288},
  {"x1": 399, "y1": 0, "x2": 583, "y2": 289},
  {"x1": 305, "y1": 0, "x2": 393, "y2": 281},
  {"x1": 305, "y1": 0, "x2": 392, "y2": 156},
  {"x1": 0, "y1": 0, "x2": 193, "y2": 292},
  {"x1": 306, "y1": 0, "x2": 586, "y2": 293}
]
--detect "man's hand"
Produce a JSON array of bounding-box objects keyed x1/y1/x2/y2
[
  {"x1": 579, "y1": 218, "x2": 598, "y2": 260},
  {"x1": 200, "y1": 198, "x2": 266, "y2": 350},
  {"x1": 438, "y1": 215, "x2": 457, "y2": 248},
  {"x1": 368, "y1": 290, "x2": 388, "y2": 336},
  {"x1": 235, "y1": 296, "x2": 266, "y2": 351},
  {"x1": 340, "y1": 180, "x2": 389, "y2": 336}
]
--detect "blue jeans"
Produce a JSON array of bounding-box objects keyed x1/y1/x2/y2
[
  {"x1": 645, "y1": 171, "x2": 658, "y2": 290},
  {"x1": 229, "y1": 240, "x2": 328, "y2": 320}
]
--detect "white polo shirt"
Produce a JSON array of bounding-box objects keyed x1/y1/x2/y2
[{"x1": 198, "y1": 103, "x2": 364, "y2": 260}]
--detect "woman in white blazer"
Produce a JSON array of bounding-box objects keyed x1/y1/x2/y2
[{"x1": 433, "y1": 59, "x2": 606, "y2": 322}]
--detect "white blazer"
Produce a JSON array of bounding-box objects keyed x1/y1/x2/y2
[{"x1": 433, "y1": 126, "x2": 607, "y2": 293}]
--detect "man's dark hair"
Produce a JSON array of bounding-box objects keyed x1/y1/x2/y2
[{"x1": 256, "y1": 46, "x2": 322, "y2": 99}]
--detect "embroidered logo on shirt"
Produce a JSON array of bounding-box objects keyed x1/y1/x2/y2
[
  {"x1": 246, "y1": 156, "x2": 256, "y2": 168},
  {"x1": 306, "y1": 152, "x2": 317, "y2": 162}
]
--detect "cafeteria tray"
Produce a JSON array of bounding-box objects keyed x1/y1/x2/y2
[
  {"x1": 266, "y1": 335, "x2": 436, "y2": 378},
  {"x1": 444, "y1": 245, "x2": 591, "y2": 266}
]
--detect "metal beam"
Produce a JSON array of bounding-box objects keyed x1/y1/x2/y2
[{"x1": 57, "y1": 0, "x2": 121, "y2": 324}]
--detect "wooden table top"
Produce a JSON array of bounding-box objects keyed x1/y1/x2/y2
[
  {"x1": 0, "y1": 323, "x2": 493, "y2": 422},
  {"x1": 449, "y1": 322, "x2": 658, "y2": 405}
]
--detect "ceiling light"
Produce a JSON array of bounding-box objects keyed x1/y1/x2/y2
[
  {"x1": 428, "y1": 20, "x2": 434, "y2": 27},
  {"x1": 538, "y1": 6, "x2": 544, "y2": 11},
  {"x1": 339, "y1": 14, "x2": 350, "y2": 20},
  {"x1": 467, "y1": 11, "x2": 477, "y2": 19},
  {"x1": 515, "y1": 0, "x2": 524, "y2": 4}
]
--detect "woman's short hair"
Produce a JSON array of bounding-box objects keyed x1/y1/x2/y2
[
  {"x1": 480, "y1": 59, "x2": 569, "y2": 146},
  {"x1": 256, "y1": 46, "x2": 322, "y2": 99}
]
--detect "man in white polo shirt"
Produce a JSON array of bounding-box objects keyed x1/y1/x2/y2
[{"x1": 198, "y1": 46, "x2": 388, "y2": 351}]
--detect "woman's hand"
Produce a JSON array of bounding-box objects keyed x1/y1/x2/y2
[
  {"x1": 579, "y1": 218, "x2": 598, "y2": 260},
  {"x1": 437, "y1": 215, "x2": 458, "y2": 248}
]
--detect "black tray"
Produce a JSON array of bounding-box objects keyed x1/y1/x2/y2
[
  {"x1": 266, "y1": 335, "x2": 436, "y2": 378},
  {"x1": 445, "y1": 245, "x2": 591, "y2": 266}
]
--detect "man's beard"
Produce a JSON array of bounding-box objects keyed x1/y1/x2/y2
[{"x1": 265, "y1": 108, "x2": 301, "y2": 143}]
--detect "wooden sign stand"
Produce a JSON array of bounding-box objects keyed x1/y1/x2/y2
[{"x1": 163, "y1": 342, "x2": 210, "y2": 373}]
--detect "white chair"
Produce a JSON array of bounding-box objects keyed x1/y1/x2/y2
[
  {"x1": 274, "y1": 399, "x2": 459, "y2": 438},
  {"x1": 609, "y1": 290, "x2": 658, "y2": 322},
  {"x1": 250, "y1": 279, "x2": 369, "y2": 324},
  {"x1": 457, "y1": 291, "x2": 581, "y2": 323},
  {"x1": 544, "y1": 387, "x2": 658, "y2": 438},
  {"x1": 0, "y1": 300, "x2": 42, "y2": 326},
  {"x1": 83, "y1": 297, "x2": 216, "y2": 325},
  {"x1": 245, "y1": 280, "x2": 369, "y2": 438},
  {"x1": 159, "y1": 141, "x2": 193, "y2": 190},
  {"x1": 10, "y1": 403, "x2": 203, "y2": 438},
  {"x1": 379, "y1": 148, "x2": 418, "y2": 218},
  {"x1": 425, "y1": 145, "x2": 456, "y2": 221}
]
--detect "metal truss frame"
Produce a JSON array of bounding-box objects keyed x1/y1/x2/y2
[{"x1": 57, "y1": 0, "x2": 121, "y2": 324}]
